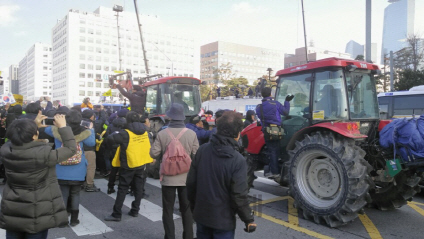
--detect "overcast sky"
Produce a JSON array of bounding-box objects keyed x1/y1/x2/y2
[{"x1": 1, "y1": 0, "x2": 423, "y2": 79}]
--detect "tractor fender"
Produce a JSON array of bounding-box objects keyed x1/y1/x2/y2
[
  {"x1": 241, "y1": 123, "x2": 265, "y2": 155},
  {"x1": 286, "y1": 122, "x2": 367, "y2": 151}
]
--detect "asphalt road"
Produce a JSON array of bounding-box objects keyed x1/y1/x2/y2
[{"x1": 0, "y1": 171, "x2": 424, "y2": 239}]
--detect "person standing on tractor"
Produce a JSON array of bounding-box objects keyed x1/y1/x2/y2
[
  {"x1": 81, "y1": 97, "x2": 93, "y2": 109},
  {"x1": 114, "y1": 84, "x2": 146, "y2": 115},
  {"x1": 256, "y1": 87, "x2": 293, "y2": 178}
]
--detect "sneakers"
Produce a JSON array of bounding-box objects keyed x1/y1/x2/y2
[
  {"x1": 107, "y1": 187, "x2": 116, "y2": 194},
  {"x1": 128, "y1": 211, "x2": 139, "y2": 217},
  {"x1": 104, "y1": 215, "x2": 121, "y2": 222},
  {"x1": 85, "y1": 185, "x2": 101, "y2": 192}
]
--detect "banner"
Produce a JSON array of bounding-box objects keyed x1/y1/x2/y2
[
  {"x1": 103, "y1": 89, "x2": 112, "y2": 96},
  {"x1": 0, "y1": 93, "x2": 16, "y2": 106},
  {"x1": 11, "y1": 94, "x2": 23, "y2": 106}
]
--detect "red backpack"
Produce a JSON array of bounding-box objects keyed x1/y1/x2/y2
[{"x1": 160, "y1": 128, "x2": 191, "y2": 177}]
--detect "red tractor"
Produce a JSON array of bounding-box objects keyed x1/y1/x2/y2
[
  {"x1": 241, "y1": 58, "x2": 421, "y2": 227},
  {"x1": 110, "y1": 72, "x2": 203, "y2": 178}
]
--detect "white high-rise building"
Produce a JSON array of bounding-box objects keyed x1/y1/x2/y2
[
  {"x1": 381, "y1": 0, "x2": 415, "y2": 63},
  {"x1": 18, "y1": 43, "x2": 52, "y2": 101},
  {"x1": 345, "y1": 40, "x2": 364, "y2": 59},
  {"x1": 52, "y1": 6, "x2": 197, "y2": 105}
]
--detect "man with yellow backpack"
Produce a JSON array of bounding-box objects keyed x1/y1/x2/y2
[{"x1": 103, "y1": 112, "x2": 153, "y2": 221}]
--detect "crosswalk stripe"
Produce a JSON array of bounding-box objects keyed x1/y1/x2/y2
[
  {"x1": 71, "y1": 205, "x2": 113, "y2": 236},
  {"x1": 94, "y1": 179, "x2": 179, "y2": 222},
  {"x1": 146, "y1": 178, "x2": 161, "y2": 188}
]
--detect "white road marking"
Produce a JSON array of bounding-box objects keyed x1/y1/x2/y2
[
  {"x1": 70, "y1": 205, "x2": 113, "y2": 236},
  {"x1": 94, "y1": 179, "x2": 179, "y2": 222}
]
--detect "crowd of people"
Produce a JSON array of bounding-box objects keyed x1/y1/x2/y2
[{"x1": 0, "y1": 93, "x2": 262, "y2": 239}]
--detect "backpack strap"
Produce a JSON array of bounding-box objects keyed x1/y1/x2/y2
[
  {"x1": 175, "y1": 128, "x2": 188, "y2": 140},
  {"x1": 165, "y1": 128, "x2": 176, "y2": 140},
  {"x1": 165, "y1": 128, "x2": 188, "y2": 140}
]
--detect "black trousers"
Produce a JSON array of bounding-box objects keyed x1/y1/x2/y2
[
  {"x1": 112, "y1": 167, "x2": 147, "y2": 218},
  {"x1": 162, "y1": 186, "x2": 193, "y2": 239},
  {"x1": 107, "y1": 167, "x2": 120, "y2": 188}
]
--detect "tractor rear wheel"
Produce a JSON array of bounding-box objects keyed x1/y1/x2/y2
[
  {"x1": 370, "y1": 171, "x2": 421, "y2": 210},
  {"x1": 289, "y1": 132, "x2": 371, "y2": 227}
]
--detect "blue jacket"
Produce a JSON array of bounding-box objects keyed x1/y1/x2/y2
[
  {"x1": 186, "y1": 123, "x2": 212, "y2": 144},
  {"x1": 45, "y1": 126, "x2": 95, "y2": 181},
  {"x1": 256, "y1": 97, "x2": 290, "y2": 126}
]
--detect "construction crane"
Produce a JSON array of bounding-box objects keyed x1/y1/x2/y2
[{"x1": 134, "y1": 0, "x2": 150, "y2": 76}]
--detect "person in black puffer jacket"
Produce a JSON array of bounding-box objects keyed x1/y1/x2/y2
[
  {"x1": 243, "y1": 110, "x2": 256, "y2": 129},
  {"x1": 187, "y1": 111, "x2": 256, "y2": 237}
]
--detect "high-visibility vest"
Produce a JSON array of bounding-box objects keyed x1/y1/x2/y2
[{"x1": 112, "y1": 130, "x2": 153, "y2": 168}]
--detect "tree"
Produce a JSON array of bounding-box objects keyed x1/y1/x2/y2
[
  {"x1": 393, "y1": 34, "x2": 424, "y2": 71},
  {"x1": 222, "y1": 76, "x2": 249, "y2": 97},
  {"x1": 394, "y1": 69, "x2": 424, "y2": 91},
  {"x1": 213, "y1": 62, "x2": 236, "y2": 84},
  {"x1": 355, "y1": 55, "x2": 365, "y2": 61}
]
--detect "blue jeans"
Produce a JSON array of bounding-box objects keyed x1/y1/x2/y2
[
  {"x1": 197, "y1": 223, "x2": 235, "y2": 239},
  {"x1": 265, "y1": 138, "x2": 281, "y2": 174},
  {"x1": 6, "y1": 229, "x2": 48, "y2": 239}
]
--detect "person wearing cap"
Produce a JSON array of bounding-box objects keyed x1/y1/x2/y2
[
  {"x1": 150, "y1": 103, "x2": 198, "y2": 239},
  {"x1": 81, "y1": 109, "x2": 100, "y2": 192},
  {"x1": 114, "y1": 84, "x2": 146, "y2": 115},
  {"x1": 185, "y1": 115, "x2": 212, "y2": 145}
]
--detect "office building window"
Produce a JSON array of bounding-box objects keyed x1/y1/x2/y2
[
  {"x1": 79, "y1": 64, "x2": 85, "y2": 69},
  {"x1": 87, "y1": 64, "x2": 93, "y2": 70},
  {"x1": 87, "y1": 73, "x2": 93, "y2": 79},
  {"x1": 88, "y1": 37, "x2": 93, "y2": 43},
  {"x1": 96, "y1": 65, "x2": 101, "y2": 70},
  {"x1": 80, "y1": 36, "x2": 85, "y2": 42},
  {"x1": 79, "y1": 73, "x2": 85, "y2": 78},
  {"x1": 87, "y1": 91, "x2": 93, "y2": 96},
  {"x1": 79, "y1": 90, "x2": 85, "y2": 96},
  {"x1": 79, "y1": 81, "x2": 85, "y2": 87},
  {"x1": 96, "y1": 83, "x2": 101, "y2": 88}
]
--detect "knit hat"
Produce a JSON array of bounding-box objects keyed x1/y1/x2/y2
[
  {"x1": 117, "y1": 108, "x2": 129, "y2": 117},
  {"x1": 55, "y1": 106, "x2": 70, "y2": 115},
  {"x1": 166, "y1": 103, "x2": 185, "y2": 120},
  {"x1": 81, "y1": 109, "x2": 95, "y2": 120}
]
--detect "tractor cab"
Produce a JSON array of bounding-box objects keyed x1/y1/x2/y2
[
  {"x1": 142, "y1": 76, "x2": 202, "y2": 133},
  {"x1": 276, "y1": 58, "x2": 380, "y2": 151}
]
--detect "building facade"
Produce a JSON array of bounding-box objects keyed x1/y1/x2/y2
[
  {"x1": 200, "y1": 41, "x2": 284, "y2": 85},
  {"x1": 52, "y1": 6, "x2": 197, "y2": 105},
  {"x1": 8, "y1": 65, "x2": 19, "y2": 94},
  {"x1": 284, "y1": 47, "x2": 351, "y2": 68},
  {"x1": 18, "y1": 43, "x2": 52, "y2": 101},
  {"x1": 345, "y1": 40, "x2": 364, "y2": 60},
  {"x1": 381, "y1": 0, "x2": 415, "y2": 63}
]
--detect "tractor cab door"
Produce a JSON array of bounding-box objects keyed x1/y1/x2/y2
[{"x1": 276, "y1": 73, "x2": 312, "y2": 150}]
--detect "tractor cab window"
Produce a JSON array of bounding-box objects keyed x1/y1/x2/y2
[
  {"x1": 277, "y1": 73, "x2": 311, "y2": 117},
  {"x1": 313, "y1": 70, "x2": 348, "y2": 120},
  {"x1": 346, "y1": 71, "x2": 379, "y2": 119},
  {"x1": 159, "y1": 84, "x2": 201, "y2": 116},
  {"x1": 145, "y1": 85, "x2": 158, "y2": 114}
]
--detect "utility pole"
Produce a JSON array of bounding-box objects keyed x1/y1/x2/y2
[
  {"x1": 365, "y1": 0, "x2": 371, "y2": 62},
  {"x1": 134, "y1": 0, "x2": 150, "y2": 76},
  {"x1": 301, "y1": 0, "x2": 308, "y2": 63},
  {"x1": 113, "y1": 5, "x2": 123, "y2": 71},
  {"x1": 390, "y1": 51, "x2": 394, "y2": 91}
]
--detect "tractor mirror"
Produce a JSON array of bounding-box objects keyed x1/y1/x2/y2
[
  {"x1": 201, "y1": 81, "x2": 208, "y2": 85},
  {"x1": 371, "y1": 69, "x2": 381, "y2": 75}
]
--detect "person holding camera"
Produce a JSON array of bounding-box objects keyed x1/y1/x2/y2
[
  {"x1": 81, "y1": 97, "x2": 93, "y2": 109},
  {"x1": 256, "y1": 87, "x2": 293, "y2": 179}
]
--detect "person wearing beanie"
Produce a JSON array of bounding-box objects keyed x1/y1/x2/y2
[
  {"x1": 81, "y1": 110, "x2": 100, "y2": 192},
  {"x1": 150, "y1": 103, "x2": 198, "y2": 239},
  {"x1": 44, "y1": 109, "x2": 95, "y2": 227}
]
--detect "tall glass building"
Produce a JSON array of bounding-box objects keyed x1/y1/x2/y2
[{"x1": 381, "y1": 0, "x2": 415, "y2": 63}]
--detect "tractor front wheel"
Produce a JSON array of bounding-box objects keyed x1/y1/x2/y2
[{"x1": 289, "y1": 132, "x2": 371, "y2": 227}]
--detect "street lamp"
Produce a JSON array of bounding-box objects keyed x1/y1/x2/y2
[
  {"x1": 113, "y1": 5, "x2": 123, "y2": 71},
  {"x1": 267, "y1": 68, "x2": 273, "y2": 81}
]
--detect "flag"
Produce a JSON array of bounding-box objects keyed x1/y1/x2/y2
[{"x1": 103, "y1": 89, "x2": 112, "y2": 96}]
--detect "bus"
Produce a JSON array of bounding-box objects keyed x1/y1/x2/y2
[{"x1": 378, "y1": 85, "x2": 424, "y2": 119}]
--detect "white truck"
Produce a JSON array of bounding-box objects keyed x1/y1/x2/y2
[{"x1": 202, "y1": 96, "x2": 262, "y2": 115}]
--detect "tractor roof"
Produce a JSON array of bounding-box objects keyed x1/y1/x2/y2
[
  {"x1": 276, "y1": 57, "x2": 380, "y2": 76},
  {"x1": 142, "y1": 76, "x2": 201, "y2": 87}
]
